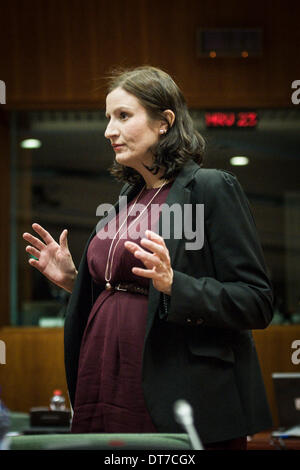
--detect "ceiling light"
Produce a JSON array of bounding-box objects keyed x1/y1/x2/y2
[
  {"x1": 20, "y1": 139, "x2": 42, "y2": 149},
  {"x1": 230, "y1": 156, "x2": 249, "y2": 166}
]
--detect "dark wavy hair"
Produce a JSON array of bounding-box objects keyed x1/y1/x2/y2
[{"x1": 105, "y1": 65, "x2": 205, "y2": 185}]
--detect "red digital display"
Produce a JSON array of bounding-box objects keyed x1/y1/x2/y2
[{"x1": 205, "y1": 111, "x2": 258, "y2": 128}]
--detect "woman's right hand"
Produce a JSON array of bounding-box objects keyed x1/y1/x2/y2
[{"x1": 22, "y1": 223, "x2": 78, "y2": 293}]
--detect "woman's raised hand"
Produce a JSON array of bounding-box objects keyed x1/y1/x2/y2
[
  {"x1": 124, "y1": 230, "x2": 173, "y2": 296},
  {"x1": 22, "y1": 223, "x2": 78, "y2": 293}
]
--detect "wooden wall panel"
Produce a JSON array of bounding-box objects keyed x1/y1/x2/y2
[
  {"x1": 253, "y1": 325, "x2": 300, "y2": 427},
  {"x1": 0, "y1": 325, "x2": 300, "y2": 429},
  {"x1": 0, "y1": 327, "x2": 69, "y2": 412},
  {"x1": 0, "y1": 0, "x2": 299, "y2": 109}
]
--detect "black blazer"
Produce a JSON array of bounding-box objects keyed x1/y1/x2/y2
[{"x1": 64, "y1": 160, "x2": 274, "y2": 444}]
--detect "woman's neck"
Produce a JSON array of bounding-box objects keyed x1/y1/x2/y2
[
  {"x1": 145, "y1": 178, "x2": 169, "y2": 189},
  {"x1": 129, "y1": 160, "x2": 170, "y2": 189},
  {"x1": 142, "y1": 168, "x2": 169, "y2": 189}
]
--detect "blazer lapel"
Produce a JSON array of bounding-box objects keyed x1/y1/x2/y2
[
  {"x1": 159, "y1": 185, "x2": 192, "y2": 265},
  {"x1": 157, "y1": 159, "x2": 201, "y2": 265},
  {"x1": 146, "y1": 160, "x2": 201, "y2": 334}
]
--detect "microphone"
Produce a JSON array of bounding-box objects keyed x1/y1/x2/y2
[{"x1": 173, "y1": 399, "x2": 204, "y2": 450}]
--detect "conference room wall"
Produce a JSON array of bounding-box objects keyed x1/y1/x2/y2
[
  {"x1": 1, "y1": 325, "x2": 300, "y2": 428},
  {"x1": 0, "y1": 0, "x2": 298, "y2": 110},
  {"x1": 0, "y1": 0, "x2": 299, "y2": 428},
  {"x1": 0, "y1": 1, "x2": 298, "y2": 327}
]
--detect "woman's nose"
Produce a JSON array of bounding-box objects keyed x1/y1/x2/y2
[{"x1": 104, "y1": 121, "x2": 119, "y2": 140}]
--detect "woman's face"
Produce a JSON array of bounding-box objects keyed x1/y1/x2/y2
[{"x1": 104, "y1": 87, "x2": 161, "y2": 170}]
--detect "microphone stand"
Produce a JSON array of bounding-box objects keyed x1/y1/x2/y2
[{"x1": 174, "y1": 399, "x2": 204, "y2": 450}]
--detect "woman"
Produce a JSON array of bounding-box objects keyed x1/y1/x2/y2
[{"x1": 23, "y1": 66, "x2": 274, "y2": 449}]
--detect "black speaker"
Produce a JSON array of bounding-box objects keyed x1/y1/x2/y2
[{"x1": 196, "y1": 28, "x2": 263, "y2": 58}]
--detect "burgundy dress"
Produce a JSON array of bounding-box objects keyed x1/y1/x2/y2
[{"x1": 71, "y1": 182, "x2": 173, "y2": 433}]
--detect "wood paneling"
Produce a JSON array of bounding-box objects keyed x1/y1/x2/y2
[
  {"x1": 0, "y1": 327, "x2": 69, "y2": 411},
  {"x1": 253, "y1": 325, "x2": 300, "y2": 427},
  {"x1": 0, "y1": 0, "x2": 299, "y2": 109},
  {"x1": 0, "y1": 325, "x2": 299, "y2": 429}
]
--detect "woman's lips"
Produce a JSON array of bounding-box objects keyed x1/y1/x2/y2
[{"x1": 113, "y1": 144, "x2": 124, "y2": 151}]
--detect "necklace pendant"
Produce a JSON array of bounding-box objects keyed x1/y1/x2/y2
[{"x1": 105, "y1": 282, "x2": 113, "y2": 291}]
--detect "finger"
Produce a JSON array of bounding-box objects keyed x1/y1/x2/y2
[
  {"x1": 144, "y1": 230, "x2": 169, "y2": 259},
  {"x1": 134, "y1": 250, "x2": 163, "y2": 269},
  {"x1": 32, "y1": 223, "x2": 55, "y2": 245},
  {"x1": 23, "y1": 232, "x2": 45, "y2": 251},
  {"x1": 59, "y1": 229, "x2": 69, "y2": 250},
  {"x1": 132, "y1": 266, "x2": 158, "y2": 279},
  {"x1": 28, "y1": 257, "x2": 43, "y2": 272},
  {"x1": 140, "y1": 237, "x2": 169, "y2": 263},
  {"x1": 124, "y1": 240, "x2": 141, "y2": 253},
  {"x1": 27, "y1": 258, "x2": 56, "y2": 286},
  {"x1": 124, "y1": 239, "x2": 156, "y2": 258},
  {"x1": 125, "y1": 240, "x2": 165, "y2": 271},
  {"x1": 25, "y1": 245, "x2": 40, "y2": 260},
  {"x1": 145, "y1": 230, "x2": 165, "y2": 246}
]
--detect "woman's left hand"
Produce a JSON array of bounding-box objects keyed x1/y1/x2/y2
[{"x1": 124, "y1": 230, "x2": 173, "y2": 295}]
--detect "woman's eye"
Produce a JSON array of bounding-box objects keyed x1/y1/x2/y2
[{"x1": 120, "y1": 112, "x2": 128, "y2": 120}]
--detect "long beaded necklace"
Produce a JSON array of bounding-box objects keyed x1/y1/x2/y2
[{"x1": 104, "y1": 181, "x2": 168, "y2": 290}]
